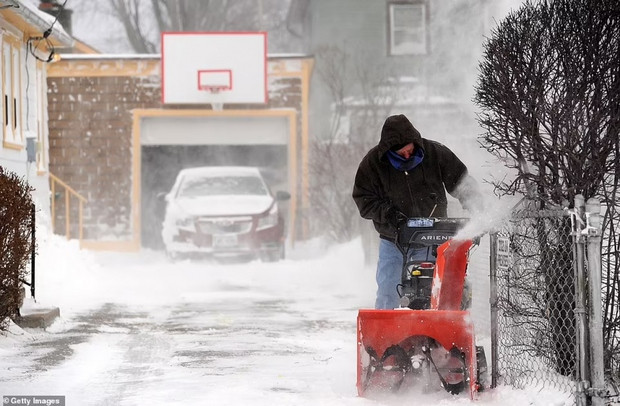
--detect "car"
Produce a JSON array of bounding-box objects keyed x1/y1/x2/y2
[{"x1": 161, "y1": 166, "x2": 290, "y2": 262}]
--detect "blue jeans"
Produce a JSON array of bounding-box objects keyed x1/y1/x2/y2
[{"x1": 375, "y1": 239, "x2": 432, "y2": 309}]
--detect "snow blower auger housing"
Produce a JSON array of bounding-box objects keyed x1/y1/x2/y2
[{"x1": 356, "y1": 218, "x2": 487, "y2": 400}]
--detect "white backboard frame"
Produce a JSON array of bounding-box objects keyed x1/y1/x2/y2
[{"x1": 161, "y1": 32, "x2": 268, "y2": 105}]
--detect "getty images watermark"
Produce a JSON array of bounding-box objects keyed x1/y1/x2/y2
[{"x1": 3, "y1": 396, "x2": 65, "y2": 406}]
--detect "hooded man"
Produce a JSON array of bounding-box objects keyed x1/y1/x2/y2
[{"x1": 352, "y1": 114, "x2": 482, "y2": 309}]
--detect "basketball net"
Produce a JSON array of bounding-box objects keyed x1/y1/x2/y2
[{"x1": 201, "y1": 86, "x2": 225, "y2": 111}]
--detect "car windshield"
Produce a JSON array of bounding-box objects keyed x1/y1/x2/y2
[{"x1": 178, "y1": 175, "x2": 268, "y2": 197}]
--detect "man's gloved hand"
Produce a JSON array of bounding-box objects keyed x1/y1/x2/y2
[
  {"x1": 472, "y1": 235, "x2": 481, "y2": 246},
  {"x1": 472, "y1": 233, "x2": 484, "y2": 246},
  {"x1": 386, "y1": 208, "x2": 408, "y2": 229}
]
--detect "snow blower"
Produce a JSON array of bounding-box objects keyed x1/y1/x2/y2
[{"x1": 357, "y1": 218, "x2": 487, "y2": 399}]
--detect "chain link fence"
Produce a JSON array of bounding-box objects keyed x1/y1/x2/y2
[
  {"x1": 491, "y1": 207, "x2": 577, "y2": 399},
  {"x1": 490, "y1": 197, "x2": 612, "y2": 405}
]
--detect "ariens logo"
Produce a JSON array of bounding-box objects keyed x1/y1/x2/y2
[{"x1": 420, "y1": 235, "x2": 451, "y2": 241}]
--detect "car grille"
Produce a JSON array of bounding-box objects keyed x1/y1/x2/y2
[{"x1": 196, "y1": 217, "x2": 253, "y2": 234}]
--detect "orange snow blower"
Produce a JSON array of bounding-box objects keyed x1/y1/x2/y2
[{"x1": 357, "y1": 218, "x2": 487, "y2": 399}]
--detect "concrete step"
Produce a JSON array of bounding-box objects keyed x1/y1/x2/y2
[{"x1": 14, "y1": 307, "x2": 60, "y2": 329}]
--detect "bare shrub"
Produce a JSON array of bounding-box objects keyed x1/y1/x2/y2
[
  {"x1": 0, "y1": 167, "x2": 34, "y2": 331},
  {"x1": 308, "y1": 45, "x2": 398, "y2": 242},
  {"x1": 475, "y1": 0, "x2": 620, "y2": 376}
]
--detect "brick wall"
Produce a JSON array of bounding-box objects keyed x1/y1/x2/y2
[{"x1": 48, "y1": 75, "x2": 161, "y2": 240}]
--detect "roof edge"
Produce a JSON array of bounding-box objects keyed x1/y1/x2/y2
[{"x1": 57, "y1": 52, "x2": 313, "y2": 60}]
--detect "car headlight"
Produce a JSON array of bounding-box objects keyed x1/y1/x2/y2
[{"x1": 257, "y1": 205, "x2": 278, "y2": 231}]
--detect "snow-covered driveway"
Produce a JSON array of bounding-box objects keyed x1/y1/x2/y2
[
  {"x1": 1, "y1": 238, "x2": 377, "y2": 405},
  {"x1": 0, "y1": 237, "x2": 568, "y2": 405}
]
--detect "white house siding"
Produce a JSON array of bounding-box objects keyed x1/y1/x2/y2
[{"x1": 0, "y1": 3, "x2": 72, "y2": 231}]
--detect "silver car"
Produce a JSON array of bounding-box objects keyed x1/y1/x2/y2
[{"x1": 161, "y1": 166, "x2": 289, "y2": 261}]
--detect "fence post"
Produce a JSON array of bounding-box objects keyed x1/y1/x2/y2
[
  {"x1": 585, "y1": 198, "x2": 605, "y2": 406},
  {"x1": 572, "y1": 194, "x2": 589, "y2": 406},
  {"x1": 489, "y1": 232, "x2": 499, "y2": 388}
]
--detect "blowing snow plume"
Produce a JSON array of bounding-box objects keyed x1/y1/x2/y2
[{"x1": 454, "y1": 196, "x2": 518, "y2": 241}]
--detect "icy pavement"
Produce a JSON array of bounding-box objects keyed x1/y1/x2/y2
[{"x1": 0, "y1": 236, "x2": 571, "y2": 405}]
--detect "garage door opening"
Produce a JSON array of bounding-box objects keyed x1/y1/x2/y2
[{"x1": 141, "y1": 144, "x2": 289, "y2": 250}]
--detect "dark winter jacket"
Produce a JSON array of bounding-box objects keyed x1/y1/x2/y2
[{"x1": 352, "y1": 114, "x2": 480, "y2": 240}]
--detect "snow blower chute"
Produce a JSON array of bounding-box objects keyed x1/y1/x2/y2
[{"x1": 357, "y1": 218, "x2": 487, "y2": 399}]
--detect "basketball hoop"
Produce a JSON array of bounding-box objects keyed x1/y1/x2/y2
[
  {"x1": 200, "y1": 85, "x2": 228, "y2": 94},
  {"x1": 199, "y1": 85, "x2": 227, "y2": 111},
  {"x1": 197, "y1": 69, "x2": 233, "y2": 99}
]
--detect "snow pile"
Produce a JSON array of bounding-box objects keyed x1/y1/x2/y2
[
  {"x1": 34, "y1": 234, "x2": 105, "y2": 317},
  {"x1": 0, "y1": 320, "x2": 35, "y2": 353}
]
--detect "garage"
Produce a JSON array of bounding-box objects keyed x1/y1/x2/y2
[
  {"x1": 47, "y1": 55, "x2": 311, "y2": 251},
  {"x1": 138, "y1": 111, "x2": 296, "y2": 250}
]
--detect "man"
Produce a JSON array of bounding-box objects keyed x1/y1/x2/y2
[{"x1": 352, "y1": 114, "x2": 482, "y2": 309}]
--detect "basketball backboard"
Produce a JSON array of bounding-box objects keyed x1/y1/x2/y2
[{"x1": 161, "y1": 32, "x2": 267, "y2": 105}]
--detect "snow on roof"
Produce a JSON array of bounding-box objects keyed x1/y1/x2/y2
[
  {"x1": 17, "y1": 0, "x2": 73, "y2": 46},
  {"x1": 59, "y1": 53, "x2": 312, "y2": 60},
  {"x1": 59, "y1": 53, "x2": 161, "y2": 60},
  {"x1": 268, "y1": 53, "x2": 312, "y2": 59},
  {"x1": 178, "y1": 166, "x2": 262, "y2": 179}
]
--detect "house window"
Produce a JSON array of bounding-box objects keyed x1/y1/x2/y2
[
  {"x1": 388, "y1": 2, "x2": 427, "y2": 56},
  {"x1": 2, "y1": 34, "x2": 23, "y2": 149}
]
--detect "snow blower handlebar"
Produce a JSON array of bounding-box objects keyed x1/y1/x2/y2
[
  {"x1": 394, "y1": 218, "x2": 472, "y2": 310},
  {"x1": 394, "y1": 217, "x2": 470, "y2": 255}
]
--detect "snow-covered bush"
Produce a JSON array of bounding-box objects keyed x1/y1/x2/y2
[{"x1": 0, "y1": 167, "x2": 34, "y2": 332}]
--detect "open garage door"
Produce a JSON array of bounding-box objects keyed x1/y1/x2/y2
[{"x1": 140, "y1": 114, "x2": 293, "y2": 250}]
